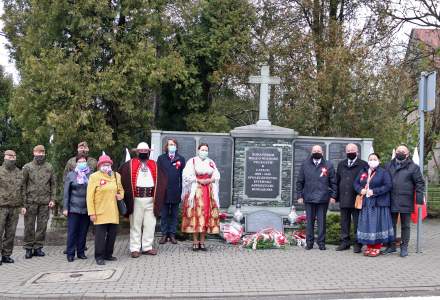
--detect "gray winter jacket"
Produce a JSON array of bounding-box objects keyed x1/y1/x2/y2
[{"x1": 63, "y1": 171, "x2": 89, "y2": 214}]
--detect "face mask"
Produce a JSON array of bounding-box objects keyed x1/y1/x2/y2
[
  {"x1": 4, "y1": 160, "x2": 16, "y2": 170},
  {"x1": 78, "y1": 150, "x2": 89, "y2": 157},
  {"x1": 34, "y1": 155, "x2": 45, "y2": 164},
  {"x1": 138, "y1": 152, "x2": 150, "y2": 160},
  {"x1": 100, "y1": 165, "x2": 112, "y2": 175},
  {"x1": 168, "y1": 145, "x2": 177, "y2": 154},
  {"x1": 199, "y1": 150, "x2": 208, "y2": 160},
  {"x1": 368, "y1": 160, "x2": 380, "y2": 169},
  {"x1": 347, "y1": 152, "x2": 357, "y2": 160},
  {"x1": 77, "y1": 162, "x2": 88, "y2": 170},
  {"x1": 395, "y1": 152, "x2": 407, "y2": 161},
  {"x1": 311, "y1": 153, "x2": 322, "y2": 160}
]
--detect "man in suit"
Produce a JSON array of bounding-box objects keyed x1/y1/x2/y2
[
  {"x1": 335, "y1": 143, "x2": 368, "y2": 253},
  {"x1": 156, "y1": 138, "x2": 186, "y2": 244},
  {"x1": 297, "y1": 145, "x2": 337, "y2": 250}
]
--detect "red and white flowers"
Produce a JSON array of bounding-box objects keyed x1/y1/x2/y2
[
  {"x1": 320, "y1": 167, "x2": 328, "y2": 177},
  {"x1": 242, "y1": 228, "x2": 288, "y2": 250}
]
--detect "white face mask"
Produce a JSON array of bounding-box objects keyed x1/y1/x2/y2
[
  {"x1": 199, "y1": 150, "x2": 208, "y2": 160},
  {"x1": 368, "y1": 160, "x2": 380, "y2": 169}
]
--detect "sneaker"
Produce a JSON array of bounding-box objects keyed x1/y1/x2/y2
[
  {"x1": 2, "y1": 256, "x2": 14, "y2": 263},
  {"x1": 33, "y1": 248, "x2": 45, "y2": 257}
]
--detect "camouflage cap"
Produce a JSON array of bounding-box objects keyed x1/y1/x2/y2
[
  {"x1": 33, "y1": 145, "x2": 46, "y2": 152},
  {"x1": 78, "y1": 141, "x2": 88, "y2": 148},
  {"x1": 4, "y1": 150, "x2": 16, "y2": 156}
]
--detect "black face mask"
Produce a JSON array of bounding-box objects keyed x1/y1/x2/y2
[
  {"x1": 347, "y1": 152, "x2": 357, "y2": 160},
  {"x1": 34, "y1": 155, "x2": 46, "y2": 164},
  {"x1": 311, "y1": 153, "x2": 323, "y2": 160},
  {"x1": 4, "y1": 160, "x2": 16, "y2": 170},
  {"x1": 138, "y1": 153, "x2": 150, "y2": 161},
  {"x1": 395, "y1": 152, "x2": 407, "y2": 161}
]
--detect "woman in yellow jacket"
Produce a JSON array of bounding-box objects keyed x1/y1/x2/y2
[{"x1": 87, "y1": 154, "x2": 124, "y2": 265}]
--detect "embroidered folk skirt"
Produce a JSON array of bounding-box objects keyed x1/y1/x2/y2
[
  {"x1": 181, "y1": 183, "x2": 220, "y2": 234},
  {"x1": 357, "y1": 197, "x2": 394, "y2": 245}
]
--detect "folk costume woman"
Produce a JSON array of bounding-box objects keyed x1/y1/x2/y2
[
  {"x1": 181, "y1": 143, "x2": 220, "y2": 251},
  {"x1": 354, "y1": 153, "x2": 394, "y2": 257}
]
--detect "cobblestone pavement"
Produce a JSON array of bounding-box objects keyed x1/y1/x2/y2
[{"x1": 0, "y1": 220, "x2": 439, "y2": 299}]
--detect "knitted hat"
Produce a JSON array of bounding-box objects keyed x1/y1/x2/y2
[
  {"x1": 97, "y1": 154, "x2": 113, "y2": 167},
  {"x1": 33, "y1": 145, "x2": 45, "y2": 152}
]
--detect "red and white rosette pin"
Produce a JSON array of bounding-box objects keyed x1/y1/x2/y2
[{"x1": 320, "y1": 167, "x2": 328, "y2": 177}]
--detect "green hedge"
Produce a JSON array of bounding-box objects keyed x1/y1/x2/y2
[{"x1": 428, "y1": 185, "x2": 440, "y2": 218}]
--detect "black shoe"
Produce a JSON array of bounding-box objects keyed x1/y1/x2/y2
[
  {"x1": 336, "y1": 244, "x2": 350, "y2": 251},
  {"x1": 77, "y1": 254, "x2": 87, "y2": 259},
  {"x1": 353, "y1": 244, "x2": 362, "y2": 253},
  {"x1": 25, "y1": 249, "x2": 33, "y2": 259},
  {"x1": 199, "y1": 243, "x2": 208, "y2": 251},
  {"x1": 104, "y1": 256, "x2": 117, "y2": 261},
  {"x1": 400, "y1": 247, "x2": 409, "y2": 257},
  {"x1": 96, "y1": 259, "x2": 105, "y2": 265},
  {"x1": 305, "y1": 244, "x2": 313, "y2": 250},
  {"x1": 319, "y1": 245, "x2": 326, "y2": 251},
  {"x1": 67, "y1": 256, "x2": 74, "y2": 262},
  {"x1": 382, "y1": 246, "x2": 397, "y2": 255},
  {"x1": 192, "y1": 244, "x2": 199, "y2": 251},
  {"x1": 63, "y1": 249, "x2": 67, "y2": 254},
  {"x1": 2, "y1": 256, "x2": 14, "y2": 263},
  {"x1": 33, "y1": 248, "x2": 45, "y2": 257}
]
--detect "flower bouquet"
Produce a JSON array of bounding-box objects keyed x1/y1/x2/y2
[
  {"x1": 220, "y1": 220, "x2": 244, "y2": 245},
  {"x1": 290, "y1": 213, "x2": 307, "y2": 247},
  {"x1": 242, "y1": 228, "x2": 288, "y2": 250}
]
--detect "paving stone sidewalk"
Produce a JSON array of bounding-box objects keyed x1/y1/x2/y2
[{"x1": 0, "y1": 220, "x2": 439, "y2": 299}]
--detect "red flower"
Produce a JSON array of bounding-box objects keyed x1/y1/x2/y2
[
  {"x1": 360, "y1": 172, "x2": 368, "y2": 181},
  {"x1": 219, "y1": 212, "x2": 227, "y2": 220},
  {"x1": 175, "y1": 160, "x2": 181, "y2": 170},
  {"x1": 99, "y1": 179, "x2": 107, "y2": 186}
]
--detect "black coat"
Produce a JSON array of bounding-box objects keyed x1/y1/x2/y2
[
  {"x1": 336, "y1": 158, "x2": 368, "y2": 208},
  {"x1": 63, "y1": 171, "x2": 89, "y2": 215},
  {"x1": 156, "y1": 152, "x2": 186, "y2": 204},
  {"x1": 296, "y1": 157, "x2": 337, "y2": 204},
  {"x1": 354, "y1": 166, "x2": 392, "y2": 207},
  {"x1": 385, "y1": 158, "x2": 425, "y2": 213}
]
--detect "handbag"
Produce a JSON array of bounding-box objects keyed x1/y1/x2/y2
[
  {"x1": 355, "y1": 170, "x2": 376, "y2": 209},
  {"x1": 114, "y1": 173, "x2": 127, "y2": 216},
  {"x1": 354, "y1": 194, "x2": 364, "y2": 209}
]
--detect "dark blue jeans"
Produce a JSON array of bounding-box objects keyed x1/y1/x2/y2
[
  {"x1": 66, "y1": 213, "x2": 90, "y2": 257},
  {"x1": 305, "y1": 203, "x2": 329, "y2": 247},
  {"x1": 160, "y1": 203, "x2": 179, "y2": 236}
]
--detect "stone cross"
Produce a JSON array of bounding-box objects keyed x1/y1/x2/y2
[{"x1": 249, "y1": 65, "x2": 281, "y2": 127}]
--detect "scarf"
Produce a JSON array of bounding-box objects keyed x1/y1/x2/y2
[{"x1": 75, "y1": 166, "x2": 90, "y2": 185}]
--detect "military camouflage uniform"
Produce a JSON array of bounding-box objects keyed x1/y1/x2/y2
[
  {"x1": 22, "y1": 160, "x2": 56, "y2": 250},
  {"x1": 0, "y1": 163, "x2": 23, "y2": 256},
  {"x1": 63, "y1": 156, "x2": 97, "y2": 181}
]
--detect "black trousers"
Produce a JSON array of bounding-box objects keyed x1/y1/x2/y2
[
  {"x1": 305, "y1": 203, "x2": 329, "y2": 246},
  {"x1": 66, "y1": 213, "x2": 90, "y2": 257},
  {"x1": 94, "y1": 224, "x2": 118, "y2": 260},
  {"x1": 340, "y1": 208, "x2": 360, "y2": 245},
  {"x1": 391, "y1": 212, "x2": 411, "y2": 248},
  {"x1": 160, "y1": 202, "x2": 180, "y2": 236}
]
